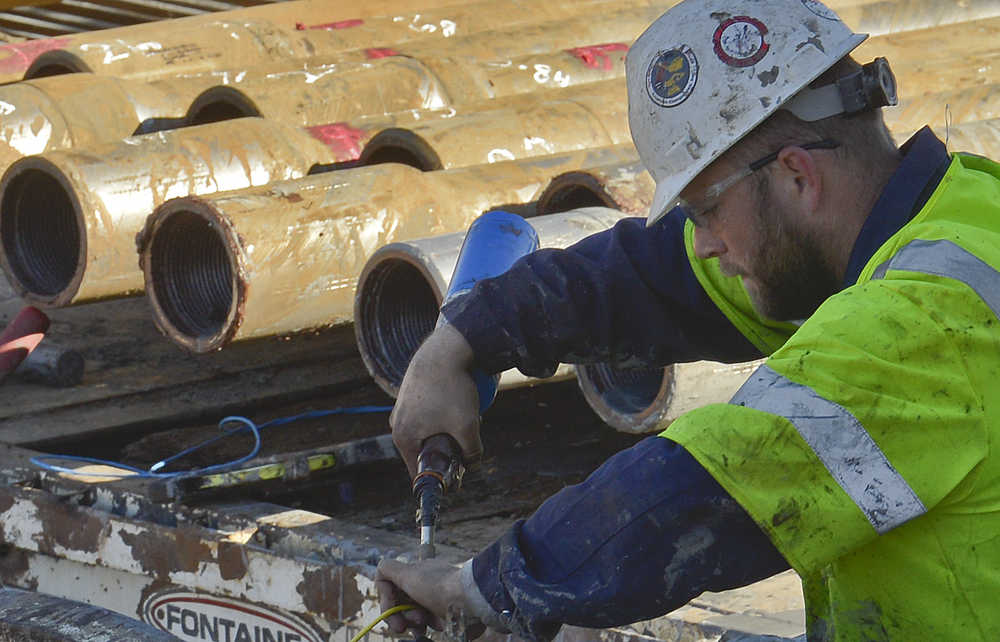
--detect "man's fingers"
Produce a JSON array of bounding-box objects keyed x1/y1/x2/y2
[
  {"x1": 454, "y1": 423, "x2": 484, "y2": 466},
  {"x1": 385, "y1": 608, "x2": 429, "y2": 636},
  {"x1": 389, "y1": 407, "x2": 420, "y2": 477},
  {"x1": 376, "y1": 569, "x2": 421, "y2": 635}
]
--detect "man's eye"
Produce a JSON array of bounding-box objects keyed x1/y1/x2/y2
[{"x1": 696, "y1": 205, "x2": 719, "y2": 222}]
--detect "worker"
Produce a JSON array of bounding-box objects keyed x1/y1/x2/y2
[{"x1": 377, "y1": 0, "x2": 1000, "y2": 639}]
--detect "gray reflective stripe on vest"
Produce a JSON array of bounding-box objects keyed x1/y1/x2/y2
[
  {"x1": 872, "y1": 238, "x2": 1000, "y2": 318},
  {"x1": 731, "y1": 366, "x2": 926, "y2": 534}
]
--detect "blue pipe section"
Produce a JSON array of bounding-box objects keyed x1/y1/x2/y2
[{"x1": 438, "y1": 210, "x2": 539, "y2": 413}]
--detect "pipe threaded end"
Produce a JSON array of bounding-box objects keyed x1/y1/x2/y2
[
  {"x1": 355, "y1": 257, "x2": 439, "y2": 396},
  {"x1": 0, "y1": 167, "x2": 80, "y2": 301},
  {"x1": 147, "y1": 209, "x2": 234, "y2": 346},
  {"x1": 577, "y1": 363, "x2": 673, "y2": 434}
]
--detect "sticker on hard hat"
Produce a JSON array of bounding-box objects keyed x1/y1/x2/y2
[
  {"x1": 646, "y1": 46, "x2": 698, "y2": 108},
  {"x1": 800, "y1": 0, "x2": 839, "y2": 20},
  {"x1": 713, "y1": 17, "x2": 769, "y2": 68}
]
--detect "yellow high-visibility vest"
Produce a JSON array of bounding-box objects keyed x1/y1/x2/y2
[{"x1": 666, "y1": 153, "x2": 1000, "y2": 640}]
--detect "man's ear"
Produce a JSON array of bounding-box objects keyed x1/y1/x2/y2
[{"x1": 774, "y1": 146, "x2": 822, "y2": 213}]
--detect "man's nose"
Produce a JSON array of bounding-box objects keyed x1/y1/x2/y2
[{"x1": 692, "y1": 224, "x2": 726, "y2": 260}]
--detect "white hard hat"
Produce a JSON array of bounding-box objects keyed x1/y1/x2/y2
[{"x1": 628, "y1": 0, "x2": 868, "y2": 226}]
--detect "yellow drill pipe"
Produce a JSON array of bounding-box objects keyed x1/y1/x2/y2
[
  {"x1": 0, "y1": 72, "x2": 225, "y2": 175},
  {"x1": 327, "y1": 80, "x2": 631, "y2": 170},
  {"x1": 13, "y1": 0, "x2": 663, "y2": 84},
  {"x1": 0, "y1": 81, "x2": 630, "y2": 309},
  {"x1": 855, "y1": 14, "x2": 1000, "y2": 71},
  {"x1": 835, "y1": 0, "x2": 1000, "y2": 36},
  {"x1": 0, "y1": 117, "x2": 336, "y2": 307},
  {"x1": 0, "y1": 0, "x2": 992, "y2": 85},
  {"x1": 0, "y1": 0, "x2": 477, "y2": 82},
  {"x1": 137, "y1": 145, "x2": 643, "y2": 353},
  {"x1": 536, "y1": 159, "x2": 655, "y2": 217},
  {"x1": 183, "y1": 0, "x2": 998, "y2": 127},
  {"x1": 0, "y1": 2, "x2": 648, "y2": 171},
  {"x1": 185, "y1": 45, "x2": 633, "y2": 128},
  {"x1": 65, "y1": 0, "x2": 1000, "y2": 133},
  {"x1": 2, "y1": 0, "x2": 992, "y2": 174},
  {"x1": 159, "y1": 8, "x2": 1000, "y2": 132},
  {"x1": 885, "y1": 84, "x2": 1000, "y2": 134}
]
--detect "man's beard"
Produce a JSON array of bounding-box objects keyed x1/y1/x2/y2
[{"x1": 744, "y1": 182, "x2": 841, "y2": 322}]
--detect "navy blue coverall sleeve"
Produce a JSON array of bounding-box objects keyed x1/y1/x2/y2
[
  {"x1": 472, "y1": 437, "x2": 790, "y2": 640},
  {"x1": 441, "y1": 213, "x2": 764, "y2": 378},
  {"x1": 436, "y1": 212, "x2": 787, "y2": 639}
]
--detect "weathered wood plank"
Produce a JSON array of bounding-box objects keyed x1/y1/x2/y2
[
  {"x1": 0, "y1": 282, "x2": 375, "y2": 446},
  {"x1": 1, "y1": 355, "x2": 378, "y2": 447}
]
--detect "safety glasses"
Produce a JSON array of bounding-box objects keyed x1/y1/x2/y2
[{"x1": 674, "y1": 139, "x2": 841, "y2": 228}]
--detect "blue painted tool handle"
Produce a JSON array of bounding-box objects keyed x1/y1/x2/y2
[{"x1": 438, "y1": 210, "x2": 539, "y2": 413}]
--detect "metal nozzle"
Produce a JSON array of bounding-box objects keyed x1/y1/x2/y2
[{"x1": 412, "y1": 434, "x2": 465, "y2": 560}]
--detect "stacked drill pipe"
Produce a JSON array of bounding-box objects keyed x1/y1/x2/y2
[
  {"x1": 0, "y1": 50, "x2": 628, "y2": 176},
  {"x1": 7, "y1": 0, "x2": 994, "y2": 84},
  {"x1": 0, "y1": 117, "x2": 337, "y2": 307},
  {"x1": 136, "y1": 147, "x2": 647, "y2": 353},
  {"x1": 5, "y1": 0, "x2": 994, "y2": 176},
  {"x1": 855, "y1": 15, "x2": 1000, "y2": 77},
  {"x1": 6, "y1": 12, "x2": 998, "y2": 179},
  {"x1": 0, "y1": 3, "x2": 649, "y2": 175},
  {"x1": 185, "y1": 45, "x2": 632, "y2": 128},
  {"x1": 354, "y1": 207, "x2": 628, "y2": 398},
  {"x1": 536, "y1": 158, "x2": 653, "y2": 216},
  {"x1": 849, "y1": 15, "x2": 1000, "y2": 120},
  {"x1": 0, "y1": 0, "x2": 510, "y2": 82},
  {"x1": 187, "y1": 7, "x2": 1000, "y2": 128},
  {"x1": 833, "y1": 0, "x2": 1000, "y2": 36},
  {"x1": 0, "y1": 81, "x2": 632, "y2": 307},
  {"x1": 17, "y1": 0, "x2": 664, "y2": 84},
  {"x1": 884, "y1": 85, "x2": 1000, "y2": 134},
  {"x1": 315, "y1": 80, "x2": 631, "y2": 169},
  {"x1": 175, "y1": 0, "x2": 666, "y2": 124},
  {"x1": 0, "y1": 72, "x2": 223, "y2": 175}
]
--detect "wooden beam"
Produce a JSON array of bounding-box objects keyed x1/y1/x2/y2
[{"x1": 0, "y1": 0, "x2": 61, "y2": 12}]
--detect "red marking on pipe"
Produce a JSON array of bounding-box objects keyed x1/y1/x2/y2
[
  {"x1": 306, "y1": 123, "x2": 366, "y2": 161},
  {"x1": 295, "y1": 18, "x2": 364, "y2": 31},
  {"x1": 566, "y1": 43, "x2": 629, "y2": 71},
  {"x1": 0, "y1": 37, "x2": 72, "y2": 75},
  {"x1": 0, "y1": 306, "x2": 49, "y2": 380},
  {"x1": 366, "y1": 48, "x2": 401, "y2": 59}
]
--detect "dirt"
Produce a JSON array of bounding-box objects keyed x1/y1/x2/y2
[
  {"x1": 112, "y1": 378, "x2": 646, "y2": 554},
  {"x1": 2, "y1": 281, "x2": 648, "y2": 557}
]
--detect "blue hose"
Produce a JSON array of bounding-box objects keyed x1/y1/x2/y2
[{"x1": 438, "y1": 210, "x2": 539, "y2": 412}]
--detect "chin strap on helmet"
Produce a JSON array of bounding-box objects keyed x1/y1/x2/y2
[{"x1": 783, "y1": 57, "x2": 897, "y2": 122}]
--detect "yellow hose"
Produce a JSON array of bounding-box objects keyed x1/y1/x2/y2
[{"x1": 350, "y1": 604, "x2": 418, "y2": 642}]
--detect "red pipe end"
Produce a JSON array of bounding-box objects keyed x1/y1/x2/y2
[{"x1": 0, "y1": 306, "x2": 50, "y2": 378}]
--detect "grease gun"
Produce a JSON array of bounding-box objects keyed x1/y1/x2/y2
[{"x1": 412, "y1": 210, "x2": 540, "y2": 560}]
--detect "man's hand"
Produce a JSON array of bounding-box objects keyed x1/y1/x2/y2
[
  {"x1": 375, "y1": 558, "x2": 483, "y2": 637},
  {"x1": 391, "y1": 323, "x2": 483, "y2": 477}
]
